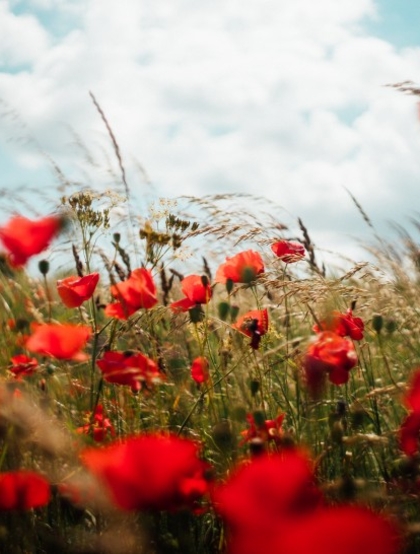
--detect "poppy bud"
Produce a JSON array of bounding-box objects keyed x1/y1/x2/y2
[
  {"x1": 189, "y1": 305, "x2": 204, "y2": 323},
  {"x1": 225, "y1": 278, "x2": 234, "y2": 294},
  {"x1": 372, "y1": 314, "x2": 383, "y2": 334},
  {"x1": 241, "y1": 267, "x2": 256, "y2": 284},
  {"x1": 113, "y1": 233, "x2": 121, "y2": 244},
  {"x1": 38, "y1": 260, "x2": 50, "y2": 276},
  {"x1": 212, "y1": 421, "x2": 234, "y2": 452},
  {"x1": 250, "y1": 379, "x2": 260, "y2": 397},
  {"x1": 230, "y1": 305, "x2": 240, "y2": 323},
  {"x1": 385, "y1": 318, "x2": 397, "y2": 334},
  {"x1": 218, "y1": 301, "x2": 230, "y2": 321}
]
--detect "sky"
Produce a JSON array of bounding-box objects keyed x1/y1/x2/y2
[{"x1": 1, "y1": 0, "x2": 420, "y2": 267}]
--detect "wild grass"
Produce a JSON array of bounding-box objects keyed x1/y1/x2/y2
[{"x1": 1, "y1": 94, "x2": 420, "y2": 552}]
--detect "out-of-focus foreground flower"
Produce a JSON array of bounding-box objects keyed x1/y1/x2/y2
[
  {"x1": 25, "y1": 323, "x2": 92, "y2": 361},
  {"x1": 0, "y1": 215, "x2": 62, "y2": 266},
  {"x1": 81, "y1": 433, "x2": 211, "y2": 511},
  {"x1": 0, "y1": 470, "x2": 50, "y2": 511},
  {"x1": 399, "y1": 369, "x2": 420, "y2": 456},
  {"x1": 213, "y1": 450, "x2": 400, "y2": 554}
]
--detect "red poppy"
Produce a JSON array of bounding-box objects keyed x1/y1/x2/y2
[
  {"x1": 170, "y1": 275, "x2": 212, "y2": 312},
  {"x1": 77, "y1": 404, "x2": 116, "y2": 442},
  {"x1": 213, "y1": 450, "x2": 320, "y2": 540},
  {"x1": 9, "y1": 354, "x2": 38, "y2": 378},
  {"x1": 240, "y1": 412, "x2": 285, "y2": 445},
  {"x1": 313, "y1": 309, "x2": 364, "y2": 341},
  {"x1": 191, "y1": 357, "x2": 210, "y2": 384},
  {"x1": 214, "y1": 450, "x2": 400, "y2": 554},
  {"x1": 399, "y1": 369, "x2": 420, "y2": 456},
  {"x1": 233, "y1": 309, "x2": 269, "y2": 350},
  {"x1": 96, "y1": 351, "x2": 163, "y2": 392},
  {"x1": 0, "y1": 470, "x2": 50, "y2": 510},
  {"x1": 81, "y1": 433, "x2": 211, "y2": 511},
  {"x1": 304, "y1": 331, "x2": 357, "y2": 396},
  {"x1": 57, "y1": 272, "x2": 100, "y2": 308},
  {"x1": 105, "y1": 268, "x2": 158, "y2": 319},
  {"x1": 215, "y1": 250, "x2": 264, "y2": 284},
  {"x1": 271, "y1": 240, "x2": 305, "y2": 263},
  {"x1": 25, "y1": 323, "x2": 92, "y2": 361},
  {"x1": 279, "y1": 506, "x2": 401, "y2": 554},
  {"x1": 0, "y1": 215, "x2": 62, "y2": 266}
]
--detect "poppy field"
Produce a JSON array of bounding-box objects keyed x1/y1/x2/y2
[{"x1": 0, "y1": 189, "x2": 420, "y2": 554}]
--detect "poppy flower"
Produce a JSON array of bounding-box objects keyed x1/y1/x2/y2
[
  {"x1": 240, "y1": 412, "x2": 285, "y2": 445},
  {"x1": 0, "y1": 470, "x2": 50, "y2": 510},
  {"x1": 214, "y1": 450, "x2": 400, "y2": 554},
  {"x1": 77, "y1": 404, "x2": 116, "y2": 442},
  {"x1": 399, "y1": 369, "x2": 420, "y2": 456},
  {"x1": 81, "y1": 433, "x2": 211, "y2": 511},
  {"x1": 191, "y1": 357, "x2": 210, "y2": 384},
  {"x1": 215, "y1": 250, "x2": 264, "y2": 284},
  {"x1": 233, "y1": 309, "x2": 269, "y2": 350},
  {"x1": 96, "y1": 351, "x2": 163, "y2": 392},
  {"x1": 9, "y1": 354, "x2": 38, "y2": 378},
  {"x1": 104, "y1": 268, "x2": 158, "y2": 319},
  {"x1": 213, "y1": 450, "x2": 320, "y2": 540},
  {"x1": 313, "y1": 309, "x2": 364, "y2": 341},
  {"x1": 0, "y1": 215, "x2": 62, "y2": 266},
  {"x1": 279, "y1": 506, "x2": 401, "y2": 554},
  {"x1": 303, "y1": 331, "x2": 357, "y2": 396},
  {"x1": 170, "y1": 275, "x2": 212, "y2": 312},
  {"x1": 57, "y1": 272, "x2": 100, "y2": 308},
  {"x1": 25, "y1": 323, "x2": 92, "y2": 361},
  {"x1": 271, "y1": 240, "x2": 305, "y2": 263}
]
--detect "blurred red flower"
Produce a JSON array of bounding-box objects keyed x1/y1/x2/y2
[
  {"x1": 279, "y1": 506, "x2": 401, "y2": 554},
  {"x1": 9, "y1": 354, "x2": 38, "y2": 378},
  {"x1": 399, "y1": 369, "x2": 420, "y2": 456},
  {"x1": 271, "y1": 240, "x2": 305, "y2": 263},
  {"x1": 213, "y1": 450, "x2": 320, "y2": 554},
  {"x1": 191, "y1": 357, "x2": 210, "y2": 384},
  {"x1": 214, "y1": 450, "x2": 400, "y2": 554},
  {"x1": 25, "y1": 323, "x2": 92, "y2": 361},
  {"x1": 81, "y1": 433, "x2": 211, "y2": 511},
  {"x1": 77, "y1": 404, "x2": 116, "y2": 442},
  {"x1": 215, "y1": 250, "x2": 264, "y2": 284},
  {"x1": 0, "y1": 470, "x2": 50, "y2": 510},
  {"x1": 304, "y1": 331, "x2": 357, "y2": 396},
  {"x1": 170, "y1": 275, "x2": 212, "y2": 312},
  {"x1": 0, "y1": 215, "x2": 62, "y2": 266},
  {"x1": 96, "y1": 350, "x2": 163, "y2": 392},
  {"x1": 313, "y1": 309, "x2": 364, "y2": 341},
  {"x1": 240, "y1": 412, "x2": 285, "y2": 445},
  {"x1": 233, "y1": 309, "x2": 269, "y2": 350},
  {"x1": 57, "y1": 272, "x2": 100, "y2": 308},
  {"x1": 105, "y1": 268, "x2": 157, "y2": 319}
]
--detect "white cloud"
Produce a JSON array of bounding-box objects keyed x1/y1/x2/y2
[
  {"x1": 1, "y1": 0, "x2": 420, "y2": 265},
  {"x1": 0, "y1": 0, "x2": 50, "y2": 66}
]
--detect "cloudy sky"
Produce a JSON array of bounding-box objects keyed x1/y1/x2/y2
[{"x1": 1, "y1": 0, "x2": 420, "y2": 264}]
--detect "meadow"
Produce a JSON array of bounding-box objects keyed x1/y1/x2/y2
[{"x1": 1, "y1": 128, "x2": 420, "y2": 553}]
